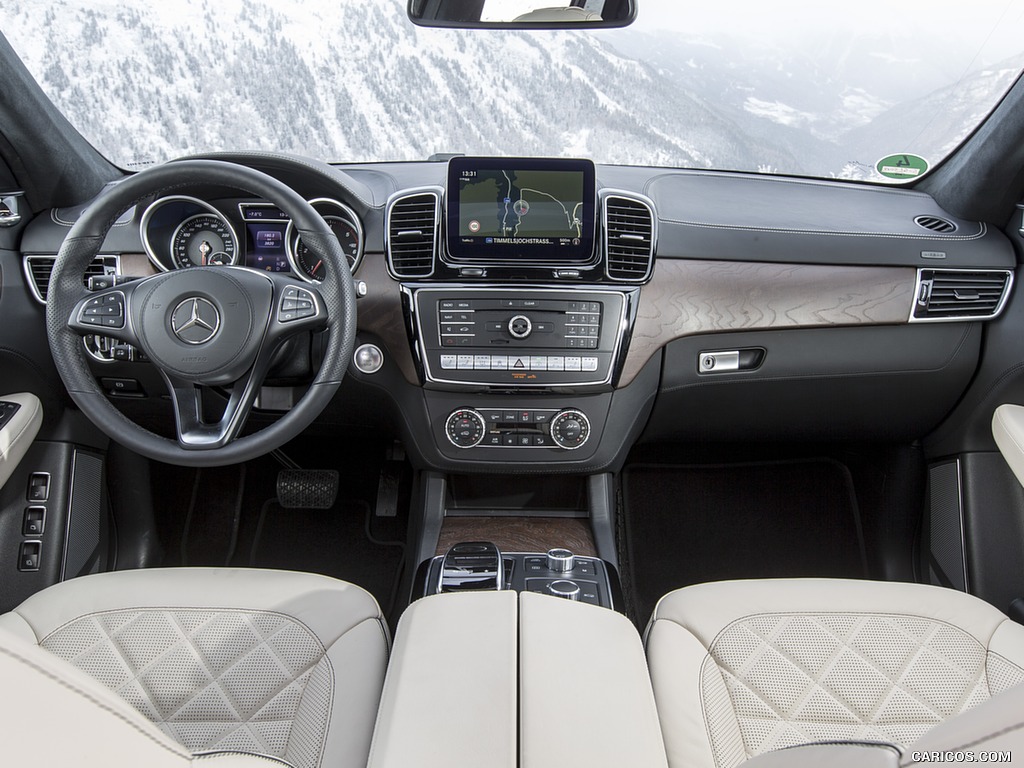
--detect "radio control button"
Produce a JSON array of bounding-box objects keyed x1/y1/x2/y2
[
  {"x1": 486, "y1": 322, "x2": 505, "y2": 332},
  {"x1": 548, "y1": 357, "x2": 565, "y2": 371},
  {"x1": 440, "y1": 355, "x2": 457, "y2": 370},
  {"x1": 533, "y1": 322, "x2": 554, "y2": 333},
  {"x1": 508, "y1": 315, "x2": 533, "y2": 339},
  {"x1": 582, "y1": 357, "x2": 599, "y2": 372}
]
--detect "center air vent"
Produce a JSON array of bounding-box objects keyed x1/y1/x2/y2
[
  {"x1": 912, "y1": 269, "x2": 1013, "y2": 321},
  {"x1": 604, "y1": 194, "x2": 655, "y2": 282},
  {"x1": 387, "y1": 190, "x2": 440, "y2": 278},
  {"x1": 914, "y1": 215, "x2": 957, "y2": 234},
  {"x1": 24, "y1": 254, "x2": 119, "y2": 303}
]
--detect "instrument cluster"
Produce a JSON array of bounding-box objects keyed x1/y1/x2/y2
[{"x1": 140, "y1": 195, "x2": 363, "y2": 282}]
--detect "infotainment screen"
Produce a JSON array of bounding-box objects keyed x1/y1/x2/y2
[{"x1": 446, "y1": 157, "x2": 596, "y2": 264}]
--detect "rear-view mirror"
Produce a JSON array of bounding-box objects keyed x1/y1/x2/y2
[{"x1": 408, "y1": 0, "x2": 637, "y2": 29}]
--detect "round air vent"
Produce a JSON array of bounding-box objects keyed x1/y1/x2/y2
[{"x1": 914, "y1": 215, "x2": 957, "y2": 234}]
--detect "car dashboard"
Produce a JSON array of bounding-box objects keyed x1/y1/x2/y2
[{"x1": 13, "y1": 154, "x2": 1016, "y2": 478}]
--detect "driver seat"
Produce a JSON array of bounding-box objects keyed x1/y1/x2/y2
[{"x1": 0, "y1": 568, "x2": 389, "y2": 768}]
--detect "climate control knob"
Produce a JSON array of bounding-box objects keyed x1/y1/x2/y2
[
  {"x1": 445, "y1": 409, "x2": 486, "y2": 448},
  {"x1": 549, "y1": 409, "x2": 591, "y2": 450}
]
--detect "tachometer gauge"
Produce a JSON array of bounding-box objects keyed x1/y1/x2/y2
[
  {"x1": 292, "y1": 216, "x2": 360, "y2": 281},
  {"x1": 171, "y1": 214, "x2": 237, "y2": 268},
  {"x1": 286, "y1": 199, "x2": 364, "y2": 283}
]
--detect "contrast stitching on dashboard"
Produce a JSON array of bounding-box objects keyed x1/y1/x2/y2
[
  {"x1": 643, "y1": 170, "x2": 950, "y2": 199},
  {"x1": 658, "y1": 218, "x2": 986, "y2": 241}
]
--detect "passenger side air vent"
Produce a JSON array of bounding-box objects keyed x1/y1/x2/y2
[
  {"x1": 387, "y1": 190, "x2": 440, "y2": 278},
  {"x1": 912, "y1": 269, "x2": 1013, "y2": 321},
  {"x1": 914, "y1": 215, "x2": 957, "y2": 234},
  {"x1": 604, "y1": 194, "x2": 655, "y2": 282},
  {"x1": 24, "y1": 254, "x2": 119, "y2": 303}
]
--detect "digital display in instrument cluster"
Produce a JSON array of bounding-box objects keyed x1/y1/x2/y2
[{"x1": 243, "y1": 219, "x2": 290, "y2": 273}]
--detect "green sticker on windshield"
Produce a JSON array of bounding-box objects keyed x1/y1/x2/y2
[{"x1": 876, "y1": 154, "x2": 929, "y2": 180}]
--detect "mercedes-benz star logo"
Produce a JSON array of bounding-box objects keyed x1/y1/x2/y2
[{"x1": 171, "y1": 297, "x2": 221, "y2": 345}]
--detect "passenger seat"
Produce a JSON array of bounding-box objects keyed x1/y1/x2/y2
[{"x1": 644, "y1": 579, "x2": 1024, "y2": 768}]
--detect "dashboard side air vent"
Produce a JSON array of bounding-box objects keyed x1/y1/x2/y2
[
  {"x1": 386, "y1": 190, "x2": 440, "y2": 278},
  {"x1": 24, "y1": 254, "x2": 120, "y2": 303},
  {"x1": 604, "y1": 193, "x2": 656, "y2": 282},
  {"x1": 914, "y1": 215, "x2": 957, "y2": 234},
  {"x1": 912, "y1": 269, "x2": 1013, "y2": 321}
]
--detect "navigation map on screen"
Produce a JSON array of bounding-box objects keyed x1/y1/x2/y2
[{"x1": 447, "y1": 157, "x2": 595, "y2": 263}]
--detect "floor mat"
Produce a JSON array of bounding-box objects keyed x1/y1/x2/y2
[
  {"x1": 622, "y1": 459, "x2": 867, "y2": 624},
  {"x1": 248, "y1": 498, "x2": 404, "y2": 615}
]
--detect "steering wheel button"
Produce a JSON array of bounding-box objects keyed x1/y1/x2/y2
[{"x1": 282, "y1": 299, "x2": 300, "y2": 311}]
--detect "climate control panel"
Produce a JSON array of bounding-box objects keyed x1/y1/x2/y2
[{"x1": 445, "y1": 407, "x2": 592, "y2": 451}]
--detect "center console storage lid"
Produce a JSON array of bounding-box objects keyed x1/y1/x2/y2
[
  {"x1": 368, "y1": 591, "x2": 517, "y2": 768},
  {"x1": 519, "y1": 592, "x2": 669, "y2": 768}
]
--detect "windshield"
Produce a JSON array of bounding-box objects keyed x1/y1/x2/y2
[{"x1": 4, "y1": 0, "x2": 1024, "y2": 181}]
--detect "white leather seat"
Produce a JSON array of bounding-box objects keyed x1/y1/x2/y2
[
  {"x1": 0, "y1": 568, "x2": 389, "y2": 768},
  {"x1": 644, "y1": 578, "x2": 1024, "y2": 768}
]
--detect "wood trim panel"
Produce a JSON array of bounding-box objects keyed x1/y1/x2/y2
[
  {"x1": 435, "y1": 517, "x2": 597, "y2": 557},
  {"x1": 620, "y1": 259, "x2": 917, "y2": 385}
]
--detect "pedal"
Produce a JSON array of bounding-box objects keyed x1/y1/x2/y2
[
  {"x1": 276, "y1": 470, "x2": 339, "y2": 509},
  {"x1": 375, "y1": 442, "x2": 405, "y2": 518}
]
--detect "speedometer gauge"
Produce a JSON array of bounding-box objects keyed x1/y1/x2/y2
[{"x1": 171, "y1": 214, "x2": 238, "y2": 268}]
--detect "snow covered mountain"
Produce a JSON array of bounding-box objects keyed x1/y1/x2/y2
[{"x1": 3, "y1": 0, "x2": 1020, "y2": 179}]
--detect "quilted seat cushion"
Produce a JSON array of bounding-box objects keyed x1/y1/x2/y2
[
  {"x1": 0, "y1": 568, "x2": 388, "y2": 768},
  {"x1": 645, "y1": 579, "x2": 1024, "y2": 768},
  {"x1": 42, "y1": 609, "x2": 333, "y2": 768}
]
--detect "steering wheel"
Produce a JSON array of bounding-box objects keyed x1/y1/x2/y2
[{"x1": 46, "y1": 159, "x2": 357, "y2": 467}]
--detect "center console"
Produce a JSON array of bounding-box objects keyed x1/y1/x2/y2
[
  {"x1": 425, "y1": 542, "x2": 616, "y2": 608},
  {"x1": 382, "y1": 156, "x2": 657, "y2": 471}
]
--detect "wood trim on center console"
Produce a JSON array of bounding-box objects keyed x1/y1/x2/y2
[{"x1": 435, "y1": 516, "x2": 597, "y2": 557}]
